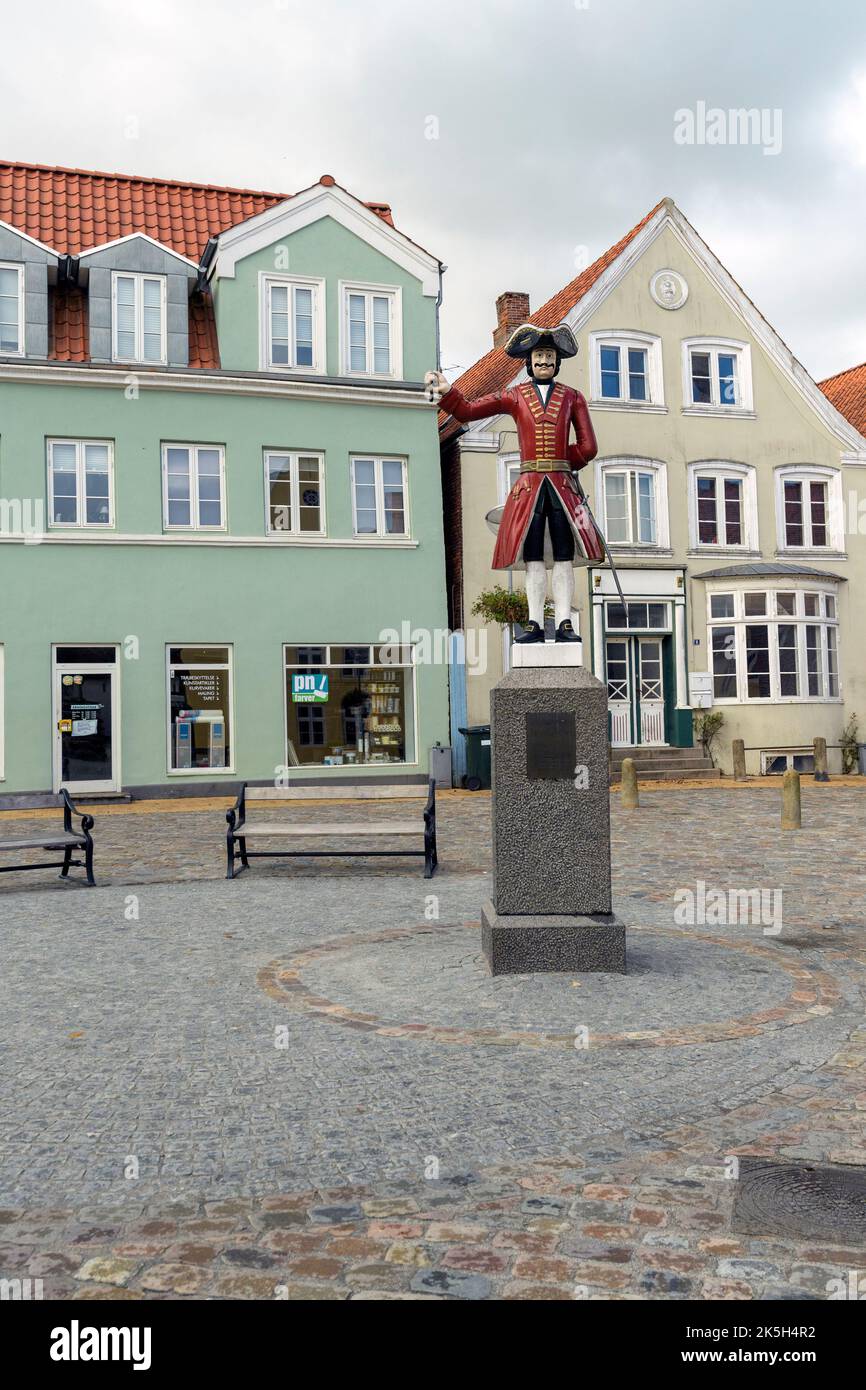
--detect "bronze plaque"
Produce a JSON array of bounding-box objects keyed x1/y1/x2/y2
[{"x1": 526, "y1": 711, "x2": 575, "y2": 781}]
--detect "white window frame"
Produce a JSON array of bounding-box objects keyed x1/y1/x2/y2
[
  {"x1": 595, "y1": 457, "x2": 670, "y2": 550},
  {"x1": 0, "y1": 261, "x2": 25, "y2": 357},
  {"x1": 705, "y1": 585, "x2": 842, "y2": 705},
  {"x1": 687, "y1": 461, "x2": 759, "y2": 552},
  {"x1": 339, "y1": 281, "x2": 403, "y2": 379},
  {"x1": 283, "y1": 642, "x2": 419, "y2": 769},
  {"x1": 259, "y1": 273, "x2": 326, "y2": 373},
  {"x1": 111, "y1": 271, "x2": 167, "y2": 365},
  {"x1": 351, "y1": 455, "x2": 409, "y2": 538},
  {"x1": 166, "y1": 643, "x2": 235, "y2": 776},
  {"x1": 264, "y1": 449, "x2": 326, "y2": 536},
  {"x1": 162, "y1": 443, "x2": 226, "y2": 532},
  {"x1": 589, "y1": 331, "x2": 665, "y2": 409},
  {"x1": 47, "y1": 439, "x2": 115, "y2": 529},
  {"x1": 774, "y1": 465, "x2": 844, "y2": 554},
  {"x1": 498, "y1": 453, "x2": 522, "y2": 504},
  {"x1": 682, "y1": 338, "x2": 753, "y2": 414}
]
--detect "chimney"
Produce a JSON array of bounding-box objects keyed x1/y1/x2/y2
[{"x1": 493, "y1": 291, "x2": 530, "y2": 349}]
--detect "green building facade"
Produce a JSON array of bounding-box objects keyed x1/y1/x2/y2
[{"x1": 0, "y1": 167, "x2": 450, "y2": 803}]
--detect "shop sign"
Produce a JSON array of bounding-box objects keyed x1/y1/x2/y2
[{"x1": 292, "y1": 673, "x2": 329, "y2": 704}]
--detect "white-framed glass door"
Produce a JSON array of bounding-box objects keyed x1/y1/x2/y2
[
  {"x1": 52, "y1": 646, "x2": 120, "y2": 793},
  {"x1": 637, "y1": 637, "x2": 665, "y2": 745},
  {"x1": 606, "y1": 638, "x2": 632, "y2": 746}
]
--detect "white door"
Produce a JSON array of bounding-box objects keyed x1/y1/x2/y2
[
  {"x1": 638, "y1": 638, "x2": 665, "y2": 745},
  {"x1": 53, "y1": 647, "x2": 120, "y2": 793},
  {"x1": 606, "y1": 639, "x2": 632, "y2": 747}
]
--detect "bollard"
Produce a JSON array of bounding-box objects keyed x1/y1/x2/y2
[
  {"x1": 781, "y1": 768, "x2": 801, "y2": 829},
  {"x1": 732, "y1": 738, "x2": 746, "y2": 780},
  {"x1": 621, "y1": 756, "x2": 639, "y2": 810},
  {"x1": 813, "y1": 737, "x2": 829, "y2": 783}
]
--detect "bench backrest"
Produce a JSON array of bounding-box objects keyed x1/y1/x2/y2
[{"x1": 245, "y1": 783, "x2": 429, "y2": 803}]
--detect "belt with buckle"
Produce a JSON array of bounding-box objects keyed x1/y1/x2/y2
[{"x1": 519, "y1": 459, "x2": 570, "y2": 473}]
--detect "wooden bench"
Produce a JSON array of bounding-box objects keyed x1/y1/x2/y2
[
  {"x1": 0, "y1": 789, "x2": 95, "y2": 885},
  {"x1": 226, "y1": 780, "x2": 438, "y2": 880}
]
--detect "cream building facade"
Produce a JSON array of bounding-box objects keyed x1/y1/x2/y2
[{"x1": 441, "y1": 199, "x2": 866, "y2": 776}]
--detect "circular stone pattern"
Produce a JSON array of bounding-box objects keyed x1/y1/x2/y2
[{"x1": 259, "y1": 923, "x2": 841, "y2": 1051}]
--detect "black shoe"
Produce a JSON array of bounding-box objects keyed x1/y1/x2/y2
[
  {"x1": 555, "y1": 620, "x2": 580, "y2": 643},
  {"x1": 515, "y1": 620, "x2": 545, "y2": 644}
]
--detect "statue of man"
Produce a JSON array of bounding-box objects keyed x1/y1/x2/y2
[{"x1": 428, "y1": 322, "x2": 604, "y2": 643}]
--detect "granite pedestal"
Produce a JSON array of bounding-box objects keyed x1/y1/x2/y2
[{"x1": 483, "y1": 660, "x2": 626, "y2": 975}]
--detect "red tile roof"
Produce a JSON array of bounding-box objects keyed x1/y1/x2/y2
[
  {"x1": 49, "y1": 283, "x2": 88, "y2": 362},
  {"x1": 439, "y1": 198, "x2": 668, "y2": 435},
  {"x1": 0, "y1": 160, "x2": 395, "y2": 260},
  {"x1": 819, "y1": 360, "x2": 866, "y2": 438}
]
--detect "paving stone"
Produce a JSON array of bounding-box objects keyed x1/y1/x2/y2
[{"x1": 410, "y1": 1268, "x2": 492, "y2": 1300}]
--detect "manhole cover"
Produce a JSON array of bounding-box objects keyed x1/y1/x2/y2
[{"x1": 731, "y1": 1158, "x2": 866, "y2": 1246}]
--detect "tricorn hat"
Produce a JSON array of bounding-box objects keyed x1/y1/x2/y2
[{"x1": 504, "y1": 321, "x2": 578, "y2": 360}]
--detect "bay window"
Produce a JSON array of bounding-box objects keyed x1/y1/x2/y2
[{"x1": 706, "y1": 588, "x2": 841, "y2": 702}]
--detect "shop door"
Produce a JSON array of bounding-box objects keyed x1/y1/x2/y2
[
  {"x1": 53, "y1": 648, "x2": 119, "y2": 793},
  {"x1": 637, "y1": 638, "x2": 665, "y2": 745},
  {"x1": 606, "y1": 638, "x2": 632, "y2": 747}
]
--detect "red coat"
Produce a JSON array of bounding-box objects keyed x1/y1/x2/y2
[{"x1": 440, "y1": 380, "x2": 605, "y2": 569}]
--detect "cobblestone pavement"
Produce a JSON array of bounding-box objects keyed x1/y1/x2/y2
[{"x1": 0, "y1": 785, "x2": 864, "y2": 1299}]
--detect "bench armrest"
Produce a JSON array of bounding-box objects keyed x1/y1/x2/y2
[
  {"x1": 227, "y1": 782, "x2": 247, "y2": 831},
  {"x1": 423, "y1": 776, "x2": 436, "y2": 824},
  {"x1": 61, "y1": 787, "x2": 94, "y2": 834}
]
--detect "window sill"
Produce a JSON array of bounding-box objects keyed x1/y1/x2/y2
[
  {"x1": 263, "y1": 363, "x2": 324, "y2": 376},
  {"x1": 687, "y1": 548, "x2": 762, "y2": 559},
  {"x1": 682, "y1": 406, "x2": 756, "y2": 420},
  {"x1": 589, "y1": 400, "x2": 668, "y2": 415},
  {"x1": 167, "y1": 768, "x2": 237, "y2": 777},
  {"x1": 608, "y1": 546, "x2": 674, "y2": 558},
  {"x1": 774, "y1": 549, "x2": 848, "y2": 562}
]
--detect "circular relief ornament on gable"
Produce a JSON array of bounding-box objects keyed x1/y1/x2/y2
[{"x1": 650, "y1": 269, "x2": 689, "y2": 310}]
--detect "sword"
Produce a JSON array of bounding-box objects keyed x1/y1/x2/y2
[{"x1": 572, "y1": 478, "x2": 628, "y2": 614}]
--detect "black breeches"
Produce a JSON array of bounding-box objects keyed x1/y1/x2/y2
[{"x1": 522, "y1": 478, "x2": 575, "y2": 563}]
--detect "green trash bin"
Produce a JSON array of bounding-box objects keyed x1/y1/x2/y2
[{"x1": 459, "y1": 725, "x2": 491, "y2": 791}]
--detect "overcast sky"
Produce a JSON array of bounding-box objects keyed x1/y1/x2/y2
[{"x1": 3, "y1": 0, "x2": 866, "y2": 381}]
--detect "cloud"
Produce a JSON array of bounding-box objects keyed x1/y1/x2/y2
[{"x1": 1, "y1": 0, "x2": 864, "y2": 378}]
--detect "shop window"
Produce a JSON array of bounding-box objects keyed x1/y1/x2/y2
[
  {"x1": 285, "y1": 643, "x2": 414, "y2": 768},
  {"x1": 167, "y1": 646, "x2": 232, "y2": 772}
]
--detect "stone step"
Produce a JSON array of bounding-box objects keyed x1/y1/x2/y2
[
  {"x1": 610, "y1": 765, "x2": 723, "y2": 782},
  {"x1": 613, "y1": 757, "x2": 715, "y2": 772}
]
